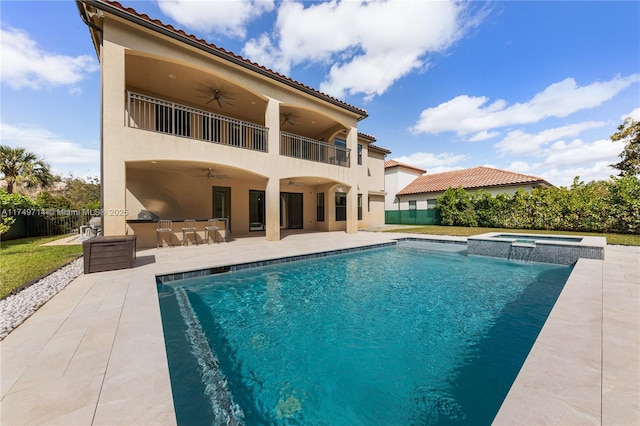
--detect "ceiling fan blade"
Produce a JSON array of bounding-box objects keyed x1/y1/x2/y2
[{"x1": 216, "y1": 98, "x2": 222, "y2": 108}]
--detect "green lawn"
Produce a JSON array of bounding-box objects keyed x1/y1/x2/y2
[
  {"x1": 385, "y1": 225, "x2": 640, "y2": 246},
  {"x1": 0, "y1": 235, "x2": 83, "y2": 299}
]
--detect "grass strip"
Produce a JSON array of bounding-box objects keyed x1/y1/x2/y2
[{"x1": 0, "y1": 235, "x2": 83, "y2": 299}]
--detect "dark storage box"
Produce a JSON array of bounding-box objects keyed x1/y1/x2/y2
[{"x1": 83, "y1": 235, "x2": 136, "y2": 274}]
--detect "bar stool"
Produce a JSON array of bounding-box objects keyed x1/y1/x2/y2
[
  {"x1": 182, "y1": 219, "x2": 198, "y2": 246},
  {"x1": 205, "y1": 218, "x2": 219, "y2": 244},
  {"x1": 156, "y1": 220, "x2": 173, "y2": 248}
]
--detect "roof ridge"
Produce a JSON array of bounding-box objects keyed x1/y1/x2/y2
[
  {"x1": 384, "y1": 160, "x2": 427, "y2": 173},
  {"x1": 93, "y1": 0, "x2": 367, "y2": 117},
  {"x1": 396, "y1": 166, "x2": 550, "y2": 195}
]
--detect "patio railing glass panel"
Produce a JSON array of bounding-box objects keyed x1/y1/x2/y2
[
  {"x1": 126, "y1": 91, "x2": 268, "y2": 152},
  {"x1": 280, "y1": 131, "x2": 350, "y2": 167}
]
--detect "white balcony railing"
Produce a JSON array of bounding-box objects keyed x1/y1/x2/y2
[
  {"x1": 126, "y1": 91, "x2": 268, "y2": 152},
  {"x1": 280, "y1": 131, "x2": 350, "y2": 167}
]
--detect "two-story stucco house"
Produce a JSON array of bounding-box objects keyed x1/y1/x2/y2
[{"x1": 76, "y1": 0, "x2": 389, "y2": 248}]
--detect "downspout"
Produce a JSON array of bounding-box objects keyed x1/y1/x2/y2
[
  {"x1": 76, "y1": 0, "x2": 105, "y2": 232},
  {"x1": 76, "y1": 1, "x2": 103, "y2": 47}
]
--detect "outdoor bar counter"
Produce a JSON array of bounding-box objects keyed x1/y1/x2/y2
[{"x1": 126, "y1": 218, "x2": 229, "y2": 249}]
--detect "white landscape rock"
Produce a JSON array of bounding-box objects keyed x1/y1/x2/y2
[{"x1": 0, "y1": 257, "x2": 84, "y2": 340}]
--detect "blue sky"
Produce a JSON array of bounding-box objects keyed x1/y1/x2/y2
[{"x1": 1, "y1": 0, "x2": 639, "y2": 187}]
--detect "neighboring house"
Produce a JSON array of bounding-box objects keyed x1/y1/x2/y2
[
  {"x1": 386, "y1": 166, "x2": 552, "y2": 225},
  {"x1": 384, "y1": 160, "x2": 427, "y2": 211},
  {"x1": 76, "y1": 0, "x2": 389, "y2": 248}
]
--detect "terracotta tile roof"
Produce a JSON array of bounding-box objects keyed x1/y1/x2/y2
[
  {"x1": 397, "y1": 166, "x2": 550, "y2": 195},
  {"x1": 358, "y1": 132, "x2": 376, "y2": 141},
  {"x1": 384, "y1": 160, "x2": 427, "y2": 174},
  {"x1": 82, "y1": 0, "x2": 367, "y2": 118},
  {"x1": 368, "y1": 144, "x2": 391, "y2": 154}
]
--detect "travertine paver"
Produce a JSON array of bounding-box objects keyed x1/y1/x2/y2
[
  {"x1": 602, "y1": 246, "x2": 640, "y2": 426},
  {"x1": 1, "y1": 232, "x2": 638, "y2": 425},
  {"x1": 494, "y1": 245, "x2": 640, "y2": 425}
]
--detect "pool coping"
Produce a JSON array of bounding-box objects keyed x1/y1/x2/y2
[{"x1": 0, "y1": 232, "x2": 637, "y2": 425}]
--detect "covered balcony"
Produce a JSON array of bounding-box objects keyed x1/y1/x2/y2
[
  {"x1": 124, "y1": 52, "x2": 352, "y2": 167},
  {"x1": 126, "y1": 91, "x2": 268, "y2": 152}
]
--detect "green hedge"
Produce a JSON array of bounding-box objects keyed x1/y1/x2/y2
[{"x1": 435, "y1": 175, "x2": 640, "y2": 234}]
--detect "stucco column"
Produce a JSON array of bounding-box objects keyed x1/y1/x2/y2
[
  {"x1": 265, "y1": 178, "x2": 280, "y2": 241},
  {"x1": 265, "y1": 97, "x2": 281, "y2": 241},
  {"x1": 265, "y1": 96, "x2": 280, "y2": 158},
  {"x1": 346, "y1": 127, "x2": 358, "y2": 234},
  {"x1": 101, "y1": 34, "x2": 127, "y2": 236}
]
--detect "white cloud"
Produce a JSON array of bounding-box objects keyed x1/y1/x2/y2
[
  {"x1": 494, "y1": 121, "x2": 608, "y2": 156},
  {"x1": 506, "y1": 138, "x2": 625, "y2": 186},
  {"x1": 541, "y1": 138, "x2": 622, "y2": 169},
  {"x1": 243, "y1": 0, "x2": 479, "y2": 99},
  {"x1": 468, "y1": 130, "x2": 500, "y2": 142},
  {"x1": 411, "y1": 74, "x2": 640, "y2": 136},
  {"x1": 0, "y1": 25, "x2": 98, "y2": 90},
  {"x1": 393, "y1": 151, "x2": 468, "y2": 174},
  {"x1": 0, "y1": 122, "x2": 99, "y2": 177},
  {"x1": 157, "y1": 0, "x2": 275, "y2": 38},
  {"x1": 622, "y1": 107, "x2": 640, "y2": 121}
]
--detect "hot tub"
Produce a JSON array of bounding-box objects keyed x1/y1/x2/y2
[{"x1": 467, "y1": 232, "x2": 605, "y2": 264}]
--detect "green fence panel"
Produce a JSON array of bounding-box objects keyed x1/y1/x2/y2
[{"x1": 385, "y1": 209, "x2": 441, "y2": 225}]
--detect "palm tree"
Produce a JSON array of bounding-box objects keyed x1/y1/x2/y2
[{"x1": 0, "y1": 145, "x2": 53, "y2": 194}]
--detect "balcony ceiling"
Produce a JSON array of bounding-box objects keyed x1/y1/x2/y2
[
  {"x1": 127, "y1": 162, "x2": 339, "y2": 187},
  {"x1": 126, "y1": 53, "x2": 341, "y2": 137}
]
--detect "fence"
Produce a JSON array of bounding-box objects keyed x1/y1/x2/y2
[
  {"x1": 1, "y1": 210, "x2": 91, "y2": 240},
  {"x1": 385, "y1": 209, "x2": 441, "y2": 225}
]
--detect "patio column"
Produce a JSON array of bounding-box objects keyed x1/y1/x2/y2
[
  {"x1": 346, "y1": 127, "x2": 358, "y2": 234},
  {"x1": 101, "y1": 34, "x2": 127, "y2": 236},
  {"x1": 265, "y1": 177, "x2": 280, "y2": 241},
  {"x1": 264, "y1": 97, "x2": 281, "y2": 241}
]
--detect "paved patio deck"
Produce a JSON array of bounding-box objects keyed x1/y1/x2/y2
[{"x1": 1, "y1": 232, "x2": 638, "y2": 425}]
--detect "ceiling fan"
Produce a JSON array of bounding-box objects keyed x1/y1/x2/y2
[
  {"x1": 286, "y1": 178, "x2": 304, "y2": 186},
  {"x1": 197, "y1": 168, "x2": 229, "y2": 180},
  {"x1": 196, "y1": 87, "x2": 236, "y2": 108},
  {"x1": 281, "y1": 112, "x2": 300, "y2": 127}
]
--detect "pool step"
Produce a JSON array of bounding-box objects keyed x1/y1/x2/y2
[{"x1": 174, "y1": 287, "x2": 243, "y2": 425}]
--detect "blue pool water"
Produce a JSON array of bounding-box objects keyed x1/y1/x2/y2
[{"x1": 158, "y1": 241, "x2": 573, "y2": 425}]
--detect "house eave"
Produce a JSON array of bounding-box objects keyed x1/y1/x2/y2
[{"x1": 78, "y1": 0, "x2": 368, "y2": 120}]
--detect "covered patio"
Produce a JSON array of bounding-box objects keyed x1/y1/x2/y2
[{"x1": 124, "y1": 160, "x2": 355, "y2": 248}]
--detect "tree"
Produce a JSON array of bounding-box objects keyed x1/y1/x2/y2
[
  {"x1": 0, "y1": 146, "x2": 53, "y2": 194},
  {"x1": 610, "y1": 117, "x2": 640, "y2": 176},
  {"x1": 62, "y1": 175, "x2": 100, "y2": 209},
  {"x1": 34, "y1": 191, "x2": 73, "y2": 210}
]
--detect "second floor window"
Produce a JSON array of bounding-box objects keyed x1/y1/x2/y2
[
  {"x1": 357, "y1": 144, "x2": 363, "y2": 165},
  {"x1": 335, "y1": 138, "x2": 347, "y2": 165}
]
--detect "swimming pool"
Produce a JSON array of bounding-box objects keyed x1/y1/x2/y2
[{"x1": 157, "y1": 241, "x2": 573, "y2": 425}]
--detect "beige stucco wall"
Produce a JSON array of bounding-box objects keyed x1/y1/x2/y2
[{"x1": 98, "y1": 15, "x2": 382, "y2": 246}]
